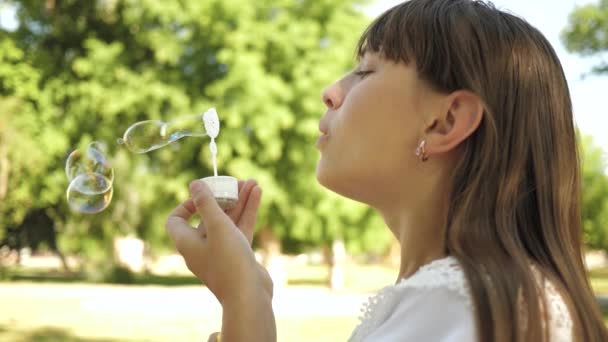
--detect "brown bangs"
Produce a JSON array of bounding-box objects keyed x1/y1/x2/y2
[
  {"x1": 356, "y1": 2, "x2": 417, "y2": 64},
  {"x1": 356, "y1": 0, "x2": 502, "y2": 94}
]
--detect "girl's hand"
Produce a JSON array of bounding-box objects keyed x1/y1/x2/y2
[{"x1": 165, "y1": 179, "x2": 272, "y2": 305}]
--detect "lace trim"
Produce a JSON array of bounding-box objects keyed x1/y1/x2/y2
[
  {"x1": 348, "y1": 257, "x2": 573, "y2": 342},
  {"x1": 540, "y1": 274, "x2": 573, "y2": 341},
  {"x1": 349, "y1": 256, "x2": 471, "y2": 342}
]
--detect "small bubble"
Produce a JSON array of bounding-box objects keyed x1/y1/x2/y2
[
  {"x1": 66, "y1": 173, "x2": 113, "y2": 214},
  {"x1": 65, "y1": 141, "x2": 114, "y2": 214},
  {"x1": 66, "y1": 142, "x2": 113, "y2": 183},
  {"x1": 89, "y1": 141, "x2": 108, "y2": 154}
]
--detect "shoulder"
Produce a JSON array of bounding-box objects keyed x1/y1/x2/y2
[
  {"x1": 349, "y1": 256, "x2": 477, "y2": 342},
  {"x1": 349, "y1": 256, "x2": 574, "y2": 342},
  {"x1": 529, "y1": 266, "x2": 574, "y2": 341},
  {"x1": 398, "y1": 256, "x2": 472, "y2": 306}
]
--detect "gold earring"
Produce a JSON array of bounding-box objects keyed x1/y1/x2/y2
[{"x1": 415, "y1": 140, "x2": 429, "y2": 162}]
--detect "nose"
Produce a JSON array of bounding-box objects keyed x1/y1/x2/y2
[{"x1": 321, "y1": 81, "x2": 344, "y2": 110}]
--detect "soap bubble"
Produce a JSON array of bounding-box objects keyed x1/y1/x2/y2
[
  {"x1": 65, "y1": 141, "x2": 114, "y2": 214},
  {"x1": 66, "y1": 173, "x2": 113, "y2": 214},
  {"x1": 118, "y1": 108, "x2": 219, "y2": 154},
  {"x1": 65, "y1": 142, "x2": 114, "y2": 183},
  {"x1": 117, "y1": 119, "x2": 168, "y2": 154}
]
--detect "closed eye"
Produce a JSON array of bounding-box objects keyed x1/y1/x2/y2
[{"x1": 354, "y1": 70, "x2": 373, "y2": 78}]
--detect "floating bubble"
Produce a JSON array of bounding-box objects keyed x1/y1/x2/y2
[
  {"x1": 66, "y1": 173, "x2": 113, "y2": 214},
  {"x1": 117, "y1": 119, "x2": 168, "y2": 154},
  {"x1": 65, "y1": 144, "x2": 114, "y2": 183},
  {"x1": 118, "y1": 108, "x2": 219, "y2": 154},
  {"x1": 65, "y1": 141, "x2": 114, "y2": 214}
]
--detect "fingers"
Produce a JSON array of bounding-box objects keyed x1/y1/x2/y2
[
  {"x1": 165, "y1": 198, "x2": 196, "y2": 240},
  {"x1": 189, "y1": 180, "x2": 228, "y2": 231},
  {"x1": 227, "y1": 179, "x2": 257, "y2": 222},
  {"x1": 208, "y1": 332, "x2": 220, "y2": 342},
  {"x1": 165, "y1": 202, "x2": 201, "y2": 254},
  {"x1": 168, "y1": 198, "x2": 196, "y2": 222},
  {"x1": 237, "y1": 185, "x2": 262, "y2": 243}
]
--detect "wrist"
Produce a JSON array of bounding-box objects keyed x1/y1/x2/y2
[
  {"x1": 220, "y1": 283, "x2": 276, "y2": 342},
  {"x1": 221, "y1": 281, "x2": 272, "y2": 309}
]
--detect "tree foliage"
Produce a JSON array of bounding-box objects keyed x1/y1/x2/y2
[
  {"x1": 0, "y1": 0, "x2": 392, "y2": 265},
  {"x1": 563, "y1": 2, "x2": 608, "y2": 251},
  {"x1": 562, "y1": 0, "x2": 608, "y2": 74},
  {"x1": 580, "y1": 135, "x2": 608, "y2": 252}
]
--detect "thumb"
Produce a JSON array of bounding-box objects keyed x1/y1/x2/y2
[
  {"x1": 207, "y1": 332, "x2": 220, "y2": 342},
  {"x1": 165, "y1": 217, "x2": 201, "y2": 256},
  {"x1": 189, "y1": 180, "x2": 228, "y2": 229}
]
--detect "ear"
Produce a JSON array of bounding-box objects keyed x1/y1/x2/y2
[{"x1": 423, "y1": 90, "x2": 484, "y2": 156}]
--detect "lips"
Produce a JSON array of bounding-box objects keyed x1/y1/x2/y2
[
  {"x1": 316, "y1": 134, "x2": 329, "y2": 149},
  {"x1": 318, "y1": 112, "x2": 331, "y2": 149}
]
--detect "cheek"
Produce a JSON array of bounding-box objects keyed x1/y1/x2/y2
[
  {"x1": 316, "y1": 126, "x2": 411, "y2": 203},
  {"x1": 316, "y1": 77, "x2": 421, "y2": 199}
]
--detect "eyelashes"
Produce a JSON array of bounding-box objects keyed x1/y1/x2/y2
[{"x1": 353, "y1": 70, "x2": 373, "y2": 78}]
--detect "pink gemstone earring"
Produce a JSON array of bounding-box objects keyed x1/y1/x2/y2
[{"x1": 415, "y1": 140, "x2": 429, "y2": 162}]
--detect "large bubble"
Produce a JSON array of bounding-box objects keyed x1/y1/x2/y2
[
  {"x1": 66, "y1": 173, "x2": 113, "y2": 214},
  {"x1": 117, "y1": 111, "x2": 213, "y2": 154},
  {"x1": 65, "y1": 141, "x2": 114, "y2": 214}
]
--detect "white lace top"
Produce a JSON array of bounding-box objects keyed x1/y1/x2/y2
[{"x1": 348, "y1": 256, "x2": 573, "y2": 341}]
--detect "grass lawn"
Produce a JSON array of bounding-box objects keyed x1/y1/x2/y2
[
  {"x1": 0, "y1": 262, "x2": 380, "y2": 342},
  {"x1": 1, "y1": 263, "x2": 607, "y2": 341},
  {"x1": 0, "y1": 319, "x2": 358, "y2": 342},
  {"x1": 0, "y1": 316, "x2": 358, "y2": 342},
  {"x1": 0, "y1": 282, "x2": 360, "y2": 342},
  {"x1": 589, "y1": 267, "x2": 608, "y2": 295},
  {"x1": 286, "y1": 262, "x2": 397, "y2": 292}
]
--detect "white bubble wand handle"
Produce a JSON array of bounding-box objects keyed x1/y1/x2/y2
[
  {"x1": 203, "y1": 108, "x2": 220, "y2": 177},
  {"x1": 210, "y1": 140, "x2": 218, "y2": 177}
]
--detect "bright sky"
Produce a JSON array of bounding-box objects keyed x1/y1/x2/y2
[
  {"x1": 366, "y1": 0, "x2": 608, "y2": 154},
  {"x1": 1, "y1": 1, "x2": 606, "y2": 152}
]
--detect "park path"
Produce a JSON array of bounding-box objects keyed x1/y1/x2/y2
[{"x1": 0, "y1": 282, "x2": 369, "y2": 316}]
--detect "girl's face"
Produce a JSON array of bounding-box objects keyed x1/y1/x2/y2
[{"x1": 316, "y1": 52, "x2": 438, "y2": 207}]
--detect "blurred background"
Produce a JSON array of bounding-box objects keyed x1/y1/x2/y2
[{"x1": 0, "y1": 0, "x2": 607, "y2": 341}]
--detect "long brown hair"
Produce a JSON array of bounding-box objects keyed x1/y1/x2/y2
[{"x1": 357, "y1": 0, "x2": 608, "y2": 341}]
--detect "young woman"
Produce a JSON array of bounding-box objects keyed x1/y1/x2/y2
[{"x1": 165, "y1": 0, "x2": 608, "y2": 340}]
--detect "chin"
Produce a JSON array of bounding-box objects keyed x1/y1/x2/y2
[
  {"x1": 315, "y1": 160, "x2": 373, "y2": 205},
  {"x1": 315, "y1": 160, "x2": 332, "y2": 189}
]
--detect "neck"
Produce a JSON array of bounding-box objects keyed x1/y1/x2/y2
[{"x1": 377, "y1": 178, "x2": 450, "y2": 283}]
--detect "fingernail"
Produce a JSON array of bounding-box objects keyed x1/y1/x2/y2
[{"x1": 189, "y1": 180, "x2": 203, "y2": 192}]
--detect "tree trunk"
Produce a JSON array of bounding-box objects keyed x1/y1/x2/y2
[
  {"x1": 258, "y1": 227, "x2": 286, "y2": 288},
  {"x1": 113, "y1": 235, "x2": 145, "y2": 273},
  {"x1": 0, "y1": 258, "x2": 4, "y2": 279},
  {"x1": 55, "y1": 249, "x2": 71, "y2": 273},
  {"x1": 0, "y1": 142, "x2": 9, "y2": 200},
  {"x1": 386, "y1": 239, "x2": 401, "y2": 268},
  {"x1": 324, "y1": 239, "x2": 346, "y2": 291}
]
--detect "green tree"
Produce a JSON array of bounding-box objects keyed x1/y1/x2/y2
[
  {"x1": 562, "y1": 0, "x2": 608, "y2": 74},
  {"x1": 563, "y1": 3, "x2": 608, "y2": 252},
  {"x1": 580, "y1": 135, "x2": 608, "y2": 252},
  {"x1": 1, "y1": 0, "x2": 391, "y2": 279}
]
